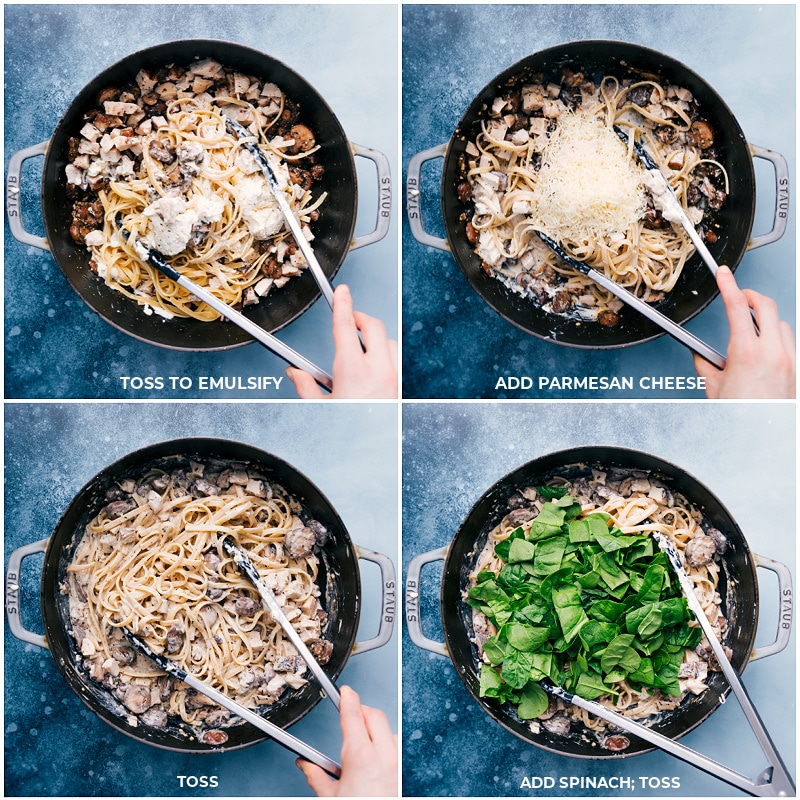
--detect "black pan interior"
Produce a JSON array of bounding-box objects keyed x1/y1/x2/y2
[
  {"x1": 441, "y1": 446, "x2": 757, "y2": 759},
  {"x1": 442, "y1": 40, "x2": 755, "y2": 348},
  {"x1": 40, "y1": 438, "x2": 360, "y2": 752},
  {"x1": 42, "y1": 39, "x2": 357, "y2": 351}
]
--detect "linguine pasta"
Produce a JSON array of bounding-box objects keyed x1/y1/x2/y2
[
  {"x1": 65, "y1": 59, "x2": 326, "y2": 321},
  {"x1": 460, "y1": 68, "x2": 729, "y2": 326},
  {"x1": 66, "y1": 458, "x2": 332, "y2": 744},
  {"x1": 469, "y1": 469, "x2": 728, "y2": 749}
]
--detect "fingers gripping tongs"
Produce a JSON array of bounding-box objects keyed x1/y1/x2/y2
[
  {"x1": 542, "y1": 536, "x2": 794, "y2": 796},
  {"x1": 651, "y1": 534, "x2": 794, "y2": 796},
  {"x1": 219, "y1": 535, "x2": 341, "y2": 709},
  {"x1": 125, "y1": 534, "x2": 346, "y2": 775},
  {"x1": 536, "y1": 231, "x2": 726, "y2": 369},
  {"x1": 123, "y1": 629, "x2": 341, "y2": 777},
  {"x1": 116, "y1": 221, "x2": 333, "y2": 393},
  {"x1": 225, "y1": 117, "x2": 366, "y2": 352},
  {"x1": 615, "y1": 126, "x2": 759, "y2": 334}
]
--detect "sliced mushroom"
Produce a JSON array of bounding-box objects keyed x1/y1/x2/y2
[
  {"x1": 690, "y1": 120, "x2": 714, "y2": 149},
  {"x1": 234, "y1": 596, "x2": 260, "y2": 617},
  {"x1": 148, "y1": 138, "x2": 175, "y2": 163},
  {"x1": 541, "y1": 714, "x2": 571, "y2": 735},
  {"x1": 166, "y1": 626, "x2": 185, "y2": 654},
  {"x1": 203, "y1": 551, "x2": 222, "y2": 573},
  {"x1": 285, "y1": 527, "x2": 316, "y2": 559},
  {"x1": 288, "y1": 123, "x2": 315, "y2": 154},
  {"x1": 199, "y1": 729, "x2": 229, "y2": 746},
  {"x1": 705, "y1": 527, "x2": 728, "y2": 554},
  {"x1": 110, "y1": 642, "x2": 137, "y2": 666},
  {"x1": 307, "y1": 519, "x2": 329, "y2": 547},
  {"x1": 123, "y1": 684, "x2": 152, "y2": 714},
  {"x1": 105, "y1": 498, "x2": 137, "y2": 519},
  {"x1": 685, "y1": 535, "x2": 717, "y2": 568},
  {"x1": 604, "y1": 735, "x2": 630, "y2": 752},
  {"x1": 140, "y1": 706, "x2": 168, "y2": 728},
  {"x1": 306, "y1": 639, "x2": 333, "y2": 665}
]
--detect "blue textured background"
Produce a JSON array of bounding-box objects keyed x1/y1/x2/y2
[
  {"x1": 402, "y1": 4, "x2": 796, "y2": 398},
  {"x1": 5, "y1": 402, "x2": 398, "y2": 796},
  {"x1": 4, "y1": 4, "x2": 398, "y2": 399},
  {"x1": 402, "y1": 402, "x2": 795, "y2": 796}
]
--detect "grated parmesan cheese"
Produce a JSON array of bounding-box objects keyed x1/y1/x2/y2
[{"x1": 530, "y1": 112, "x2": 646, "y2": 243}]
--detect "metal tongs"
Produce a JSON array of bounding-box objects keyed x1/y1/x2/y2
[
  {"x1": 225, "y1": 117, "x2": 366, "y2": 352},
  {"x1": 116, "y1": 219, "x2": 333, "y2": 392},
  {"x1": 615, "y1": 126, "x2": 759, "y2": 334},
  {"x1": 225, "y1": 116, "x2": 335, "y2": 310},
  {"x1": 535, "y1": 231, "x2": 727, "y2": 369},
  {"x1": 123, "y1": 629, "x2": 341, "y2": 777},
  {"x1": 220, "y1": 535, "x2": 341, "y2": 709},
  {"x1": 541, "y1": 535, "x2": 794, "y2": 797}
]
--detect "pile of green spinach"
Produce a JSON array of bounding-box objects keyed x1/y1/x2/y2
[{"x1": 467, "y1": 488, "x2": 702, "y2": 720}]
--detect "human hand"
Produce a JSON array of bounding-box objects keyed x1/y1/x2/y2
[
  {"x1": 693, "y1": 265, "x2": 795, "y2": 399},
  {"x1": 296, "y1": 685, "x2": 398, "y2": 797},
  {"x1": 287, "y1": 285, "x2": 398, "y2": 399}
]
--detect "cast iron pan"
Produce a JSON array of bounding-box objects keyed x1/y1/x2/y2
[
  {"x1": 442, "y1": 40, "x2": 757, "y2": 347},
  {"x1": 41, "y1": 40, "x2": 359, "y2": 350},
  {"x1": 38, "y1": 438, "x2": 361, "y2": 752},
  {"x1": 440, "y1": 446, "x2": 758, "y2": 758}
]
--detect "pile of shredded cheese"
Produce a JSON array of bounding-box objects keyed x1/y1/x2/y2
[{"x1": 529, "y1": 112, "x2": 647, "y2": 244}]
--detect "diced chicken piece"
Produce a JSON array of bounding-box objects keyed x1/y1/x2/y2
[
  {"x1": 65, "y1": 164, "x2": 85, "y2": 186},
  {"x1": 261, "y1": 82, "x2": 282, "y2": 100},
  {"x1": 477, "y1": 230, "x2": 505, "y2": 268},
  {"x1": 521, "y1": 84, "x2": 546, "y2": 113},
  {"x1": 254, "y1": 277, "x2": 274, "y2": 297},
  {"x1": 136, "y1": 69, "x2": 158, "y2": 95},
  {"x1": 265, "y1": 674, "x2": 287, "y2": 696},
  {"x1": 490, "y1": 96, "x2": 507, "y2": 116},
  {"x1": 529, "y1": 117, "x2": 548, "y2": 136},
  {"x1": 510, "y1": 128, "x2": 529, "y2": 146},
  {"x1": 80, "y1": 123, "x2": 101, "y2": 142},
  {"x1": 103, "y1": 101, "x2": 140, "y2": 116},
  {"x1": 84, "y1": 230, "x2": 105, "y2": 248},
  {"x1": 232, "y1": 73, "x2": 250, "y2": 94},
  {"x1": 542, "y1": 98, "x2": 566, "y2": 118},
  {"x1": 191, "y1": 58, "x2": 225, "y2": 80}
]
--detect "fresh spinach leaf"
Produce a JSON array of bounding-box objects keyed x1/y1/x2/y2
[
  {"x1": 494, "y1": 528, "x2": 525, "y2": 561},
  {"x1": 508, "y1": 537, "x2": 536, "y2": 564},
  {"x1": 504, "y1": 622, "x2": 550, "y2": 652},
  {"x1": 552, "y1": 584, "x2": 589, "y2": 644},
  {"x1": 536, "y1": 485, "x2": 568, "y2": 499},
  {"x1": 517, "y1": 681, "x2": 550, "y2": 719},
  {"x1": 600, "y1": 633, "x2": 641, "y2": 676}
]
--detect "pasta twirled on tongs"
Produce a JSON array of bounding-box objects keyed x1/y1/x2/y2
[
  {"x1": 467, "y1": 469, "x2": 729, "y2": 752},
  {"x1": 459, "y1": 66, "x2": 729, "y2": 326},
  {"x1": 65, "y1": 59, "x2": 326, "y2": 321},
  {"x1": 66, "y1": 458, "x2": 333, "y2": 746}
]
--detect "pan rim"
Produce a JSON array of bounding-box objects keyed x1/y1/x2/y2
[
  {"x1": 41, "y1": 39, "x2": 359, "y2": 351},
  {"x1": 439, "y1": 444, "x2": 759, "y2": 759},
  {"x1": 439, "y1": 38, "x2": 757, "y2": 349},
  {"x1": 37, "y1": 436, "x2": 361, "y2": 753}
]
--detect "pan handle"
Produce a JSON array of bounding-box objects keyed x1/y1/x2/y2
[
  {"x1": 6, "y1": 537, "x2": 49, "y2": 649},
  {"x1": 407, "y1": 143, "x2": 450, "y2": 251},
  {"x1": 405, "y1": 545, "x2": 449, "y2": 657},
  {"x1": 349, "y1": 143, "x2": 392, "y2": 251},
  {"x1": 351, "y1": 545, "x2": 396, "y2": 655},
  {"x1": 6, "y1": 140, "x2": 50, "y2": 251},
  {"x1": 750, "y1": 552, "x2": 793, "y2": 662},
  {"x1": 747, "y1": 144, "x2": 789, "y2": 250}
]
